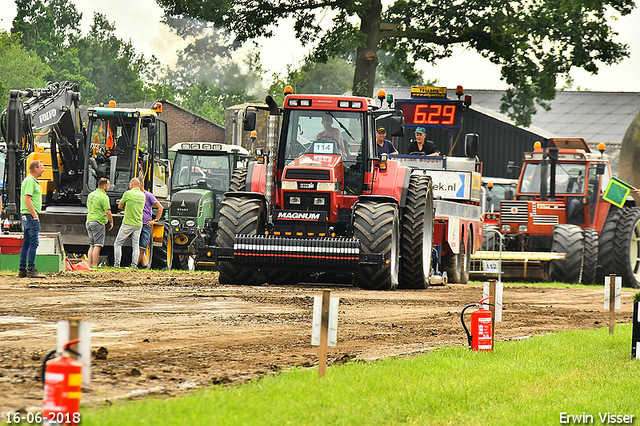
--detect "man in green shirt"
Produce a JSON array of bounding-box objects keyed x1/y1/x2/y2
[
  {"x1": 86, "y1": 178, "x2": 114, "y2": 266},
  {"x1": 19, "y1": 160, "x2": 46, "y2": 278},
  {"x1": 114, "y1": 178, "x2": 145, "y2": 267}
]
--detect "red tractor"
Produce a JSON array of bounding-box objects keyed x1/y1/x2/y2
[
  {"x1": 205, "y1": 93, "x2": 435, "y2": 289},
  {"x1": 485, "y1": 138, "x2": 639, "y2": 287}
]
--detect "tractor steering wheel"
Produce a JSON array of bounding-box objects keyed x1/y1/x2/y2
[{"x1": 409, "y1": 151, "x2": 427, "y2": 156}]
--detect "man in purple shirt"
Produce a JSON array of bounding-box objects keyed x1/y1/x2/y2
[{"x1": 138, "y1": 179, "x2": 164, "y2": 268}]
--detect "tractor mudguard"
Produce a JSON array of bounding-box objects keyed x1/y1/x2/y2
[{"x1": 221, "y1": 191, "x2": 266, "y2": 203}]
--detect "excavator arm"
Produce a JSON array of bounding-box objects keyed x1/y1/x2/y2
[{"x1": 1, "y1": 82, "x2": 85, "y2": 222}]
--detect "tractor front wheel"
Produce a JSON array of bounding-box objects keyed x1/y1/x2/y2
[
  {"x1": 353, "y1": 201, "x2": 400, "y2": 290},
  {"x1": 548, "y1": 224, "x2": 584, "y2": 283},
  {"x1": 216, "y1": 196, "x2": 265, "y2": 285}
]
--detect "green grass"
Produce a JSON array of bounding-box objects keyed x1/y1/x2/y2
[{"x1": 81, "y1": 325, "x2": 640, "y2": 426}]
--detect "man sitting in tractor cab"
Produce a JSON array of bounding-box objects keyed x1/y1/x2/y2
[{"x1": 316, "y1": 114, "x2": 347, "y2": 157}]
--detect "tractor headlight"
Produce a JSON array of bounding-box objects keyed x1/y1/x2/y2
[
  {"x1": 281, "y1": 181, "x2": 297, "y2": 190},
  {"x1": 518, "y1": 225, "x2": 528, "y2": 232},
  {"x1": 289, "y1": 196, "x2": 301, "y2": 205},
  {"x1": 501, "y1": 224, "x2": 510, "y2": 232},
  {"x1": 314, "y1": 198, "x2": 326, "y2": 206},
  {"x1": 317, "y1": 182, "x2": 340, "y2": 191},
  {"x1": 170, "y1": 219, "x2": 180, "y2": 227},
  {"x1": 185, "y1": 220, "x2": 196, "y2": 227}
]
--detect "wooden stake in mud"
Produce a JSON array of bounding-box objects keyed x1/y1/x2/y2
[
  {"x1": 489, "y1": 280, "x2": 496, "y2": 347},
  {"x1": 68, "y1": 317, "x2": 82, "y2": 360},
  {"x1": 318, "y1": 290, "x2": 331, "y2": 378},
  {"x1": 609, "y1": 274, "x2": 616, "y2": 335}
]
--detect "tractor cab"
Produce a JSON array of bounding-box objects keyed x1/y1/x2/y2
[{"x1": 499, "y1": 138, "x2": 611, "y2": 250}]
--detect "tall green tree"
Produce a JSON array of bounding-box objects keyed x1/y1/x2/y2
[
  {"x1": 156, "y1": 0, "x2": 633, "y2": 126},
  {"x1": 72, "y1": 13, "x2": 161, "y2": 104},
  {"x1": 160, "y1": 21, "x2": 265, "y2": 124},
  {"x1": 0, "y1": 31, "x2": 51, "y2": 110},
  {"x1": 10, "y1": 0, "x2": 160, "y2": 105}
]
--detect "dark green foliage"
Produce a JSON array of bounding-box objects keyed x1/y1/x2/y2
[{"x1": 156, "y1": 0, "x2": 634, "y2": 126}]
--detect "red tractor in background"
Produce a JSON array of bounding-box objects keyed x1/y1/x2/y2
[
  {"x1": 480, "y1": 138, "x2": 640, "y2": 287},
  {"x1": 204, "y1": 92, "x2": 436, "y2": 290}
]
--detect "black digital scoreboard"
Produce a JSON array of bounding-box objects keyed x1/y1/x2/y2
[
  {"x1": 395, "y1": 86, "x2": 465, "y2": 129},
  {"x1": 397, "y1": 100, "x2": 462, "y2": 129}
]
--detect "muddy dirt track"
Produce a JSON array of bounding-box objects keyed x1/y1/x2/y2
[{"x1": 0, "y1": 270, "x2": 636, "y2": 413}]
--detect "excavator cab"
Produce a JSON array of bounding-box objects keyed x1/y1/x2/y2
[{"x1": 83, "y1": 104, "x2": 170, "y2": 206}]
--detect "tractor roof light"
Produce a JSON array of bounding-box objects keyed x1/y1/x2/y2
[
  {"x1": 153, "y1": 102, "x2": 163, "y2": 113},
  {"x1": 250, "y1": 130, "x2": 257, "y2": 139},
  {"x1": 377, "y1": 89, "x2": 387, "y2": 101},
  {"x1": 284, "y1": 85, "x2": 293, "y2": 95},
  {"x1": 456, "y1": 85, "x2": 464, "y2": 97},
  {"x1": 533, "y1": 141, "x2": 542, "y2": 150},
  {"x1": 598, "y1": 142, "x2": 606, "y2": 154},
  {"x1": 108, "y1": 100, "x2": 116, "y2": 108}
]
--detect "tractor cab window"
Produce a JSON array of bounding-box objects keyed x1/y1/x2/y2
[
  {"x1": 86, "y1": 117, "x2": 136, "y2": 193},
  {"x1": 519, "y1": 163, "x2": 587, "y2": 195},
  {"x1": 283, "y1": 110, "x2": 364, "y2": 164},
  {"x1": 172, "y1": 152, "x2": 231, "y2": 194},
  {"x1": 283, "y1": 110, "x2": 365, "y2": 194}
]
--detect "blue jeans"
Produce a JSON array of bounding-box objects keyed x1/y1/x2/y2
[{"x1": 20, "y1": 215, "x2": 40, "y2": 271}]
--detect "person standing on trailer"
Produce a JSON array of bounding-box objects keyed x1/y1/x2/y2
[
  {"x1": 18, "y1": 160, "x2": 46, "y2": 278},
  {"x1": 113, "y1": 178, "x2": 145, "y2": 268},
  {"x1": 85, "y1": 178, "x2": 114, "y2": 266},
  {"x1": 137, "y1": 179, "x2": 163, "y2": 268}
]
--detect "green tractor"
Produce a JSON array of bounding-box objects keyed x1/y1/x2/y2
[{"x1": 167, "y1": 142, "x2": 252, "y2": 269}]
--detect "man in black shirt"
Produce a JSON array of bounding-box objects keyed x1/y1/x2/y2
[{"x1": 407, "y1": 127, "x2": 439, "y2": 156}]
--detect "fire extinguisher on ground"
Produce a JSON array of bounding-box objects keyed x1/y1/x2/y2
[
  {"x1": 42, "y1": 338, "x2": 83, "y2": 426},
  {"x1": 461, "y1": 297, "x2": 494, "y2": 351}
]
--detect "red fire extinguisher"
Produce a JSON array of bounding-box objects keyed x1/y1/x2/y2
[
  {"x1": 461, "y1": 297, "x2": 494, "y2": 351},
  {"x1": 42, "y1": 339, "x2": 82, "y2": 426}
]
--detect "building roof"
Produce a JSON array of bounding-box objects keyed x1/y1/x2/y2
[{"x1": 377, "y1": 86, "x2": 640, "y2": 144}]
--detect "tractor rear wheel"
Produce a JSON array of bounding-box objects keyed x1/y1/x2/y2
[
  {"x1": 548, "y1": 224, "x2": 584, "y2": 283},
  {"x1": 400, "y1": 174, "x2": 434, "y2": 289},
  {"x1": 151, "y1": 223, "x2": 173, "y2": 270},
  {"x1": 596, "y1": 206, "x2": 622, "y2": 284},
  {"x1": 612, "y1": 206, "x2": 640, "y2": 288},
  {"x1": 353, "y1": 201, "x2": 400, "y2": 290},
  {"x1": 216, "y1": 196, "x2": 265, "y2": 285},
  {"x1": 229, "y1": 168, "x2": 248, "y2": 192},
  {"x1": 581, "y1": 228, "x2": 598, "y2": 285}
]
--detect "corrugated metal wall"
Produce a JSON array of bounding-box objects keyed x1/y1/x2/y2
[{"x1": 386, "y1": 109, "x2": 548, "y2": 179}]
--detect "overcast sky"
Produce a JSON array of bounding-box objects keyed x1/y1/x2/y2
[{"x1": 1, "y1": 0, "x2": 639, "y2": 92}]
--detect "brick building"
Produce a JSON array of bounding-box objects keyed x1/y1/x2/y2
[{"x1": 157, "y1": 100, "x2": 225, "y2": 147}]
